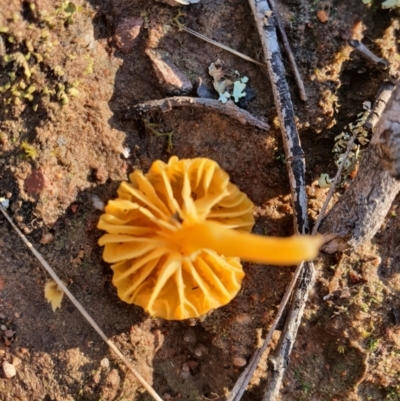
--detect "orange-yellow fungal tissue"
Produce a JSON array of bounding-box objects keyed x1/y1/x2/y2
[{"x1": 98, "y1": 156, "x2": 322, "y2": 320}]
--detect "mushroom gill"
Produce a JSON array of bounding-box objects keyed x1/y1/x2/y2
[{"x1": 98, "y1": 156, "x2": 322, "y2": 320}]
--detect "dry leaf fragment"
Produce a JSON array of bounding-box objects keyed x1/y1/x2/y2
[
  {"x1": 44, "y1": 280, "x2": 64, "y2": 312},
  {"x1": 40, "y1": 233, "x2": 54, "y2": 244},
  {"x1": 317, "y1": 10, "x2": 329, "y2": 23},
  {"x1": 318, "y1": 173, "x2": 333, "y2": 188}
]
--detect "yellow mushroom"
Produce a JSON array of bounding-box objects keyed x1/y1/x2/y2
[{"x1": 98, "y1": 156, "x2": 323, "y2": 320}]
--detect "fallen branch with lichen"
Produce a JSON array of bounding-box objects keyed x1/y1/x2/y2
[
  {"x1": 319, "y1": 83, "x2": 400, "y2": 253},
  {"x1": 125, "y1": 96, "x2": 269, "y2": 131}
]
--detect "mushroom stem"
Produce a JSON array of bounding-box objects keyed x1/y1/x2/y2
[{"x1": 175, "y1": 221, "x2": 323, "y2": 265}]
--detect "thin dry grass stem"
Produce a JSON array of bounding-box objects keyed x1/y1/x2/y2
[
  {"x1": 0, "y1": 204, "x2": 164, "y2": 401},
  {"x1": 182, "y1": 26, "x2": 266, "y2": 67},
  {"x1": 227, "y1": 262, "x2": 304, "y2": 401}
]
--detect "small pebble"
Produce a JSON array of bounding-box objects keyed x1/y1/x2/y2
[
  {"x1": 2, "y1": 361, "x2": 16, "y2": 378},
  {"x1": 146, "y1": 49, "x2": 193, "y2": 96},
  {"x1": 163, "y1": 393, "x2": 172, "y2": 400},
  {"x1": 40, "y1": 233, "x2": 54, "y2": 244},
  {"x1": 181, "y1": 363, "x2": 190, "y2": 379},
  {"x1": 0, "y1": 198, "x2": 9, "y2": 208},
  {"x1": 121, "y1": 147, "x2": 130, "y2": 159},
  {"x1": 12, "y1": 356, "x2": 21, "y2": 367},
  {"x1": 1, "y1": 325, "x2": 7, "y2": 331},
  {"x1": 185, "y1": 360, "x2": 198, "y2": 369},
  {"x1": 100, "y1": 358, "x2": 110, "y2": 368},
  {"x1": 183, "y1": 328, "x2": 197, "y2": 344},
  {"x1": 4, "y1": 330, "x2": 14, "y2": 338},
  {"x1": 317, "y1": 9, "x2": 329, "y2": 23},
  {"x1": 232, "y1": 356, "x2": 247, "y2": 367},
  {"x1": 197, "y1": 78, "x2": 217, "y2": 100},
  {"x1": 114, "y1": 17, "x2": 143, "y2": 54},
  {"x1": 193, "y1": 344, "x2": 208, "y2": 357},
  {"x1": 235, "y1": 314, "x2": 252, "y2": 324},
  {"x1": 0, "y1": 314, "x2": 5, "y2": 319},
  {"x1": 91, "y1": 195, "x2": 105, "y2": 211},
  {"x1": 24, "y1": 168, "x2": 45, "y2": 195},
  {"x1": 92, "y1": 372, "x2": 101, "y2": 384}
]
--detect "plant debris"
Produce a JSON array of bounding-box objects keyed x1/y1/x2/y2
[
  {"x1": 318, "y1": 173, "x2": 334, "y2": 188},
  {"x1": 208, "y1": 60, "x2": 252, "y2": 105},
  {"x1": 382, "y1": 0, "x2": 400, "y2": 8},
  {"x1": 332, "y1": 104, "x2": 371, "y2": 180},
  {"x1": 44, "y1": 280, "x2": 64, "y2": 312}
]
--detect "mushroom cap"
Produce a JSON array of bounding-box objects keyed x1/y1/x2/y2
[{"x1": 98, "y1": 156, "x2": 255, "y2": 320}]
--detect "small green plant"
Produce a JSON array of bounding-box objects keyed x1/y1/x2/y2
[
  {"x1": 367, "y1": 338, "x2": 379, "y2": 351},
  {"x1": 144, "y1": 120, "x2": 174, "y2": 152},
  {"x1": 21, "y1": 141, "x2": 38, "y2": 159}
]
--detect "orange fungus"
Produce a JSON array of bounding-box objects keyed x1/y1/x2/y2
[{"x1": 98, "y1": 156, "x2": 322, "y2": 320}]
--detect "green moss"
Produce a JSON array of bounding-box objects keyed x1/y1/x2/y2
[
  {"x1": 367, "y1": 338, "x2": 379, "y2": 351},
  {"x1": 21, "y1": 141, "x2": 38, "y2": 159}
]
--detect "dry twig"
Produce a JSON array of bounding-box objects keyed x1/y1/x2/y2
[
  {"x1": 349, "y1": 39, "x2": 389, "y2": 70},
  {"x1": 364, "y1": 81, "x2": 395, "y2": 131},
  {"x1": 228, "y1": 86, "x2": 373, "y2": 401},
  {"x1": 320, "y1": 83, "x2": 400, "y2": 252},
  {"x1": 228, "y1": 1, "x2": 311, "y2": 400},
  {"x1": 268, "y1": 0, "x2": 308, "y2": 101},
  {"x1": 227, "y1": 262, "x2": 305, "y2": 401},
  {"x1": 0, "y1": 204, "x2": 164, "y2": 401},
  {"x1": 248, "y1": 0, "x2": 308, "y2": 235},
  {"x1": 125, "y1": 96, "x2": 269, "y2": 131}
]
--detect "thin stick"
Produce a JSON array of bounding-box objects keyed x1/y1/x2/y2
[
  {"x1": 125, "y1": 96, "x2": 270, "y2": 131},
  {"x1": 182, "y1": 26, "x2": 266, "y2": 67},
  {"x1": 0, "y1": 204, "x2": 164, "y2": 401},
  {"x1": 267, "y1": 0, "x2": 308, "y2": 101},
  {"x1": 364, "y1": 81, "x2": 395, "y2": 131},
  {"x1": 227, "y1": 1, "x2": 311, "y2": 400},
  {"x1": 262, "y1": 261, "x2": 315, "y2": 401},
  {"x1": 263, "y1": 84, "x2": 393, "y2": 399},
  {"x1": 248, "y1": 0, "x2": 308, "y2": 235},
  {"x1": 349, "y1": 39, "x2": 389, "y2": 69},
  {"x1": 227, "y1": 262, "x2": 304, "y2": 401}
]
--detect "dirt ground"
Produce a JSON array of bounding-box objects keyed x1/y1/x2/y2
[{"x1": 0, "y1": 0, "x2": 400, "y2": 400}]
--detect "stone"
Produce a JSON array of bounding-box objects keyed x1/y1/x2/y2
[
  {"x1": 146, "y1": 49, "x2": 193, "y2": 96},
  {"x1": 232, "y1": 356, "x2": 247, "y2": 367},
  {"x1": 114, "y1": 17, "x2": 143, "y2": 54},
  {"x1": 3, "y1": 361, "x2": 16, "y2": 378}
]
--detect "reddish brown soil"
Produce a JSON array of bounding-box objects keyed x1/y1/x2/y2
[{"x1": 1, "y1": 0, "x2": 400, "y2": 400}]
